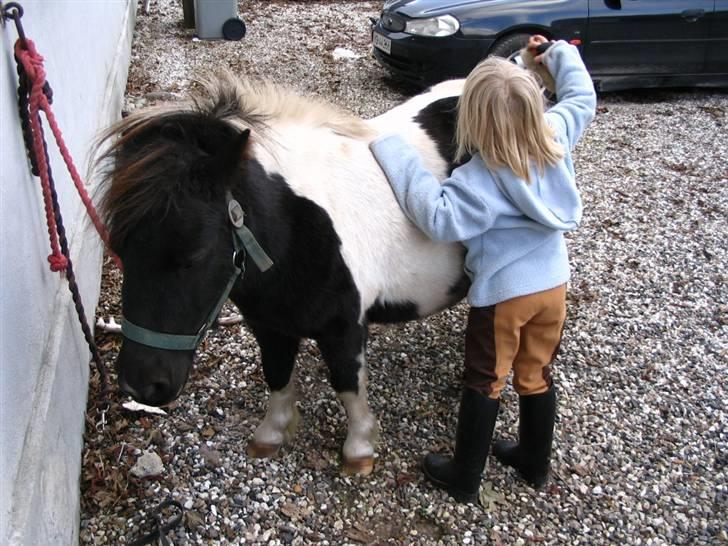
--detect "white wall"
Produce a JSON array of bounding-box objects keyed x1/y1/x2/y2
[{"x1": 0, "y1": 1, "x2": 135, "y2": 543}]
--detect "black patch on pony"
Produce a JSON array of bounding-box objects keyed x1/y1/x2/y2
[
  {"x1": 230, "y1": 161, "x2": 365, "y2": 393},
  {"x1": 365, "y1": 300, "x2": 419, "y2": 324},
  {"x1": 229, "y1": 158, "x2": 362, "y2": 342},
  {"x1": 414, "y1": 96, "x2": 471, "y2": 175}
]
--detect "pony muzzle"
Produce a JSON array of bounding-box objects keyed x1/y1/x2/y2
[{"x1": 116, "y1": 342, "x2": 193, "y2": 407}]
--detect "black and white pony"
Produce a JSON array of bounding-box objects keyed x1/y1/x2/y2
[{"x1": 100, "y1": 74, "x2": 468, "y2": 475}]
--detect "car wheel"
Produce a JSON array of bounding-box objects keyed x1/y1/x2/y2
[{"x1": 489, "y1": 33, "x2": 531, "y2": 59}]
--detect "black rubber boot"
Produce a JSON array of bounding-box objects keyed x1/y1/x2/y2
[
  {"x1": 492, "y1": 385, "x2": 556, "y2": 489},
  {"x1": 423, "y1": 388, "x2": 500, "y2": 503}
]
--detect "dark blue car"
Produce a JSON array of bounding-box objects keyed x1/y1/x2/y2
[{"x1": 372, "y1": 0, "x2": 728, "y2": 91}]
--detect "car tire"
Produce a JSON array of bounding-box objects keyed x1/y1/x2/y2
[{"x1": 489, "y1": 33, "x2": 531, "y2": 59}]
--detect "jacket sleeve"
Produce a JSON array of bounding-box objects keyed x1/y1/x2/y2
[
  {"x1": 370, "y1": 135, "x2": 494, "y2": 243},
  {"x1": 542, "y1": 41, "x2": 597, "y2": 150}
]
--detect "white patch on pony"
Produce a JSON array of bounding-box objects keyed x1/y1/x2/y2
[
  {"x1": 338, "y1": 358, "x2": 379, "y2": 461},
  {"x1": 253, "y1": 374, "x2": 299, "y2": 447},
  {"x1": 368, "y1": 79, "x2": 465, "y2": 134},
  {"x1": 252, "y1": 80, "x2": 467, "y2": 321}
]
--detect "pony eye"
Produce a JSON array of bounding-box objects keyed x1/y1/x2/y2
[
  {"x1": 173, "y1": 246, "x2": 210, "y2": 269},
  {"x1": 170, "y1": 253, "x2": 200, "y2": 270}
]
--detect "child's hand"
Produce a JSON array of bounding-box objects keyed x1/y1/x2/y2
[
  {"x1": 520, "y1": 35, "x2": 556, "y2": 92},
  {"x1": 527, "y1": 35, "x2": 550, "y2": 64}
]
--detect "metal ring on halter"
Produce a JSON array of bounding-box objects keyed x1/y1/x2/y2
[{"x1": 233, "y1": 247, "x2": 246, "y2": 271}]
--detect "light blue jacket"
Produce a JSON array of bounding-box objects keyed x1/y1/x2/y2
[{"x1": 370, "y1": 42, "x2": 596, "y2": 307}]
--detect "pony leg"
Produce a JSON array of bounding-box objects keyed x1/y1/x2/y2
[
  {"x1": 318, "y1": 327, "x2": 379, "y2": 476},
  {"x1": 246, "y1": 321, "x2": 301, "y2": 459}
]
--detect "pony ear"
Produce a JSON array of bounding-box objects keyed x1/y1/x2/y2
[
  {"x1": 226, "y1": 127, "x2": 251, "y2": 160},
  {"x1": 213, "y1": 128, "x2": 252, "y2": 175},
  {"x1": 237, "y1": 128, "x2": 252, "y2": 160}
]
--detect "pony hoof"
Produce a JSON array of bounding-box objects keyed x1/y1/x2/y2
[
  {"x1": 247, "y1": 441, "x2": 281, "y2": 459},
  {"x1": 342, "y1": 456, "x2": 374, "y2": 476}
]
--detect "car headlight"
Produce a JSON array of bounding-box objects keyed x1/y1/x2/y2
[{"x1": 404, "y1": 15, "x2": 460, "y2": 37}]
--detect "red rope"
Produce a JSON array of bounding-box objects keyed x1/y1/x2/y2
[{"x1": 15, "y1": 39, "x2": 121, "y2": 270}]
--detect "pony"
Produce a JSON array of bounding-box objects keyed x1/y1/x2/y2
[{"x1": 98, "y1": 74, "x2": 468, "y2": 475}]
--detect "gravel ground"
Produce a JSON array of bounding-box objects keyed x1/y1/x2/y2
[{"x1": 80, "y1": 1, "x2": 728, "y2": 544}]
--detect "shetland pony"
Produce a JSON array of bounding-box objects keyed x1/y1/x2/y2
[{"x1": 100, "y1": 75, "x2": 467, "y2": 475}]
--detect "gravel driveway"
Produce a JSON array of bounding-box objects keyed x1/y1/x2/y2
[{"x1": 81, "y1": 1, "x2": 727, "y2": 544}]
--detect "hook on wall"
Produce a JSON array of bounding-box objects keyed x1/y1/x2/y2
[{"x1": 2, "y1": 2, "x2": 28, "y2": 47}]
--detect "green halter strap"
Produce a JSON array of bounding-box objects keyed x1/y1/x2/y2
[{"x1": 121, "y1": 191, "x2": 272, "y2": 351}]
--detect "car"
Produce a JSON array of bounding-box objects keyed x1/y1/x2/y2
[{"x1": 371, "y1": 0, "x2": 728, "y2": 91}]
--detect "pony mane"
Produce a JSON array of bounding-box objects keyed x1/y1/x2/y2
[
  {"x1": 95, "y1": 72, "x2": 372, "y2": 247},
  {"x1": 193, "y1": 71, "x2": 373, "y2": 140}
]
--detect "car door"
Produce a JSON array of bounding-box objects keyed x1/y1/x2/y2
[
  {"x1": 585, "y1": 0, "x2": 712, "y2": 77},
  {"x1": 707, "y1": 0, "x2": 728, "y2": 74}
]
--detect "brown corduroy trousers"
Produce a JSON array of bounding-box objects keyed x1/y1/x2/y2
[{"x1": 463, "y1": 284, "x2": 567, "y2": 399}]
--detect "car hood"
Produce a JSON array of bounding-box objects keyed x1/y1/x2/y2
[{"x1": 383, "y1": 0, "x2": 501, "y2": 18}]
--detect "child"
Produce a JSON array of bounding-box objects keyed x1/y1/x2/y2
[{"x1": 369, "y1": 36, "x2": 596, "y2": 503}]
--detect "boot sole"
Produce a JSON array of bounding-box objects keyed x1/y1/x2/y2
[
  {"x1": 520, "y1": 472, "x2": 549, "y2": 489},
  {"x1": 422, "y1": 462, "x2": 479, "y2": 504},
  {"x1": 493, "y1": 442, "x2": 549, "y2": 489},
  {"x1": 501, "y1": 463, "x2": 550, "y2": 489}
]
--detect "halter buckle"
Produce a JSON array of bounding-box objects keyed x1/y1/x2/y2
[{"x1": 228, "y1": 199, "x2": 245, "y2": 228}]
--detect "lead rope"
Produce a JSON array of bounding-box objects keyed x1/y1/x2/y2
[
  {"x1": 4, "y1": 1, "x2": 116, "y2": 415},
  {"x1": 126, "y1": 499, "x2": 185, "y2": 546},
  {"x1": 5, "y1": 5, "x2": 188, "y2": 543}
]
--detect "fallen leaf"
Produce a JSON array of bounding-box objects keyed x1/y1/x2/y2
[
  {"x1": 304, "y1": 451, "x2": 328, "y2": 471},
  {"x1": 478, "y1": 481, "x2": 505, "y2": 511},
  {"x1": 201, "y1": 426, "x2": 216, "y2": 439},
  {"x1": 177, "y1": 421, "x2": 193, "y2": 432},
  {"x1": 698, "y1": 105, "x2": 725, "y2": 118},
  {"x1": 280, "y1": 502, "x2": 300, "y2": 519},
  {"x1": 147, "y1": 429, "x2": 165, "y2": 448},
  {"x1": 185, "y1": 510, "x2": 205, "y2": 530},
  {"x1": 345, "y1": 525, "x2": 374, "y2": 544},
  {"x1": 122, "y1": 400, "x2": 168, "y2": 416},
  {"x1": 113, "y1": 418, "x2": 130, "y2": 434},
  {"x1": 199, "y1": 446, "x2": 222, "y2": 467}
]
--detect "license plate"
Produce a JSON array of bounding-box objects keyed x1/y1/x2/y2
[{"x1": 373, "y1": 31, "x2": 391, "y2": 55}]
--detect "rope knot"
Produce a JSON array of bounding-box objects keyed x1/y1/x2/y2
[
  {"x1": 48, "y1": 253, "x2": 68, "y2": 272},
  {"x1": 15, "y1": 39, "x2": 45, "y2": 86}
]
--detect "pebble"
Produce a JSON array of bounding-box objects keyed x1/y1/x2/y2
[{"x1": 129, "y1": 450, "x2": 164, "y2": 479}]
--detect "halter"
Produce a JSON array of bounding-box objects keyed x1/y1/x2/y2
[{"x1": 121, "y1": 190, "x2": 273, "y2": 351}]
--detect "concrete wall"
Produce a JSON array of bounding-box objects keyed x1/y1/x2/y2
[{"x1": 0, "y1": 1, "x2": 135, "y2": 543}]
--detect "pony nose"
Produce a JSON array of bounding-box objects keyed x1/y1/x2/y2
[
  {"x1": 118, "y1": 377, "x2": 141, "y2": 400},
  {"x1": 140, "y1": 380, "x2": 174, "y2": 407}
]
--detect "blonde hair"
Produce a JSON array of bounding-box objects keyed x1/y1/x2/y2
[{"x1": 455, "y1": 56, "x2": 564, "y2": 182}]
